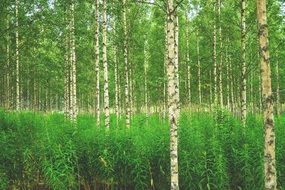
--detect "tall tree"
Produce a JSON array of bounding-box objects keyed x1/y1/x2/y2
[
  {"x1": 102, "y1": 0, "x2": 110, "y2": 128},
  {"x1": 123, "y1": 0, "x2": 131, "y2": 128},
  {"x1": 275, "y1": 59, "x2": 280, "y2": 116},
  {"x1": 95, "y1": 0, "x2": 100, "y2": 126},
  {"x1": 15, "y1": 0, "x2": 20, "y2": 111},
  {"x1": 185, "y1": 13, "x2": 191, "y2": 105},
  {"x1": 213, "y1": 0, "x2": 218, "y2": 106},
  {"x1": 256, "y1": 0, "x2": 277, "y2": 189},
  {"x1": 197, "y1": 29, "x2": 202, "y2": 105},
  {"x1": 218, "y1": 0, "x2": 223, "y2": 107},
  {"x1": 166, "y1": 0, "x2": 180, "y2": 189},
  {"x1": 241, "y1": 0, "x2": 247, "y2": 125}
]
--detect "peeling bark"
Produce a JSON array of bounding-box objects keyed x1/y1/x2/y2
[{"x1": 256, "y1": 0, "x2": 277, "y2": 189}]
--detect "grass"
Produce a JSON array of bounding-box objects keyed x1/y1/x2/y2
[{"x1": 0, "y1": 109, "x2": 284, "y2": 190}]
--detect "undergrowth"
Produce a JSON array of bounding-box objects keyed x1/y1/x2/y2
[{"x1": 0, "y1": 109, "x2": 284, "y2": 190}]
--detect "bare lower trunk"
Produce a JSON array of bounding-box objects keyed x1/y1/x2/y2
[
  {"x1": 15, "y1": 0, "x2": 20, "y2": 111},
  {"x1": 95, "y1": 0, "x2": 100, "y2": 126},
  {"x1": 186, "y1": 13, "x2": 191, "y2": 105},
  {"x1": 197, "y1": 30, "x2": 202, "y2": 105},
  {"x1": 167, "y1": 1, "x2": 180, "y2": 189},
  {"x1": 218, "y1": 0, "x2": 223, "y2": 107},
  {"x1": 275, "y1": 60, "x2": 280, "y2": 116},
  {"x1": 256, "y1": 0, "x2": 277, "y2": 189},
  {"x1": 70, "y1": 0, "x2": 77, "y2": 122},
  {"x1": 6, "y1": 13, "x2": 10, "y2": 109},
  {"x1": 144, "y1": 41, "x2": 149, "y2": 116},
  {"x1": 123, "y1": 0, "x2": 130, "y2": 128},
  {"x1": 102, "y1": 0, "x2": 110, "y2": 128},
  {"x1": 241, "y1": 0, "x2": 247, "y2": 125},
  {"x1": 114, "y1": 45, "x2": 119, "y2": 126},
  {"x1": 213, "y1": 0, "x2": 218, "y2": 106},
  {"x1": 226, "y1": 43, "x2": 230, "y2": 109}
]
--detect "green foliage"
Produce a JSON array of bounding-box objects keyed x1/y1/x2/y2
[{"x1": 0, "y1": 110, "x2": 284, "y2": 189}]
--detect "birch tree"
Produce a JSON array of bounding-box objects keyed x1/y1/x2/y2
[
  {"x1": 95, "y1": 0, "x2": 100, "y2": 126},
  {"x1": 123, "y1": 0, "x2": 131, "y2": 128},
  {"x1": 102, "y1": 0, "x2": 110, "y2": 128},
  {"x1": 241, "y1": 0, "x2": 247, "y2": 125},
  {"x1": 256, "y1": 0, "x2": 277, "y2": 189},
  {"x1": 15, "y1": 0, "x2": 20, "y2": 111},
  {"x1": 166, "y1": 0, "x2": 180, "y2": 189}
]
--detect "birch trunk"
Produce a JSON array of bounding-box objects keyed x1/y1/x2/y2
[
  {"x1": 69, "y1": 0, "x2": 77, "y2": 122},
  {"x1": 6, "y1": 13, "x2": 10, "y2": 109},
  {"x1": 213, "y1": 0, "x2": 218, "y2": 106},
  {"x1": 256, "y1": 0, "x2": 277, "y2": 188},
  {"x1": 95, "y1": 0, "x2": 100, "y2": 126},
  {"x1": 275, "y1": 60, "x2": 280, "y2": 116},
  {"x1": 144, "y1": 41, "x2": 149, "y2": 116},
  {"x1": 114, "y1": 41, "x2": 119, "y2": 126},
  {"x1": 218, "y1": 0, "x2": 223, "y2": 107},
  {"x1": 15, "y1": 0, "x2": 20, "y2": 111},
  {"x1": 197, "y1": 30, "x2": 202, "y2": 105},
  {"x1": 123, "y1": 0, "x2": 130, "y2": 128},
  {"x1": 163, "y1": 19, "x2": 168, "y2": 119},
  {"x1": 64, "y1": 32, "x2": 70, "y2": 118},
  {"x1": 167, "y1": 1, "x2": 180, "y2": 189},
  {"x1": 102, "y1": 0, "x2": 110, "y2": 128},
  {"x1": 186, "y1": 13, "x2": 191, "y2": 106},
  {"x1": 241, "y1": 0, "x2": 247, "y2": 125},
  {"x1": 226, "y1": 43, "x2": 230, "y2": 109},
  {"x1": 230, "y1": 54, "x2": 234, "y2": 113}
]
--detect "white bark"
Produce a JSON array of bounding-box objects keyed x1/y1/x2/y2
[
  {"x1": 241, "y1": 0, "x2": 247, "y2": 125},
  {"x1": 102, "y1": 0, "x2": 110, "y2": 128},
  {"x1": 257, "y1": 0, "x2": 277, "y2": 188},
  {"x1": 275, "y1": 59, "x2": 280, "y2": 116},
  {"x1": 123, "y1": 0, "x2": 130, "y2": 128},
  {"x1": 66, "y1": 0, "x2": 78, "y2": 122},
  {"x1": 15, "y1": 0, "x2": 20, "y2": 111},
  {"x1": 213, "y1": 0, "x2": 218, "y2": 105},
  {"x1": 218, "y1": 0, "x2": 223, "y2": 107},
  {"x1": 167, "y1": 1, "x2": 180, "y2": 189},
  {"x1": 197, "y1": 30, "x2": 202, "y2": 105},
  {"x1": 95, "y1": 0, "x2": 100, "y2": 126}
]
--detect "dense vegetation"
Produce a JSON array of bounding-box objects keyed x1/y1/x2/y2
[
  {"x1": 0, "y1": 110, "x2": 284, "y2": 190},
  {"x1": 0, "y1": 0, "x2": 284, "y2": 189}
]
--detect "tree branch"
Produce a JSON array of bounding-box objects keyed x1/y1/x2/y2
[{"x1": 136, "y1": 0, "x2": 166, "y2": 12}]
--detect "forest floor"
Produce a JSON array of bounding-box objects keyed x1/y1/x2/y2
[{"x1": 0, "y1": 109, "x2": 284, "y2": 190}]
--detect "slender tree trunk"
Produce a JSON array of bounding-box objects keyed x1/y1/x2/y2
[
  {"x1": 6, "y1": 13, "x2": 10, "y2": 109},
  {"x1": 275, "y1": 59, "x2": 280, "y2": 116},
  {"x1": 64, "y1": 31, "x2": 70, "y2": 118},
  {"x1": 241, "y1": 0, "x2": 247, "y2": 125},
  {"x1": 213, "y1": 0, "x2": 218, "y2": 106},
  {"x1": 163, "y1": 19, "x2": 168, "y2": 119},
  {"x1": 175, "y1": 16, "x2": 179, "y2": 103},
  {"x1": 123, "y1": 0, "x2": 130, "y2": 128},
  {"x1": 218, "y1": 0, "x2": 223, "y2": 107},
  {"x1": 197, "y1": 30, "x2": 202, "y2": 105},
  {"x1": 95, "y1": 0, "x2": 100, "y2": 126},
  {"x1": 226, "y1": 42, "x2": 230, "y2": 110},
  {"x1": 166, "y1": 1, "x2": 180, "y2": 189},
  {"x1": 229, "y1": 54, "x2": 234, "y2": 113},
  {"x1": 15, "y1": 0, "x2": 20, "y2": 111},
  {"x1": 210, "y1": 71, "x2": 213, "y2": 110},
  {"x1": 144, "y1": 41, "x2": 149, "y2": 116},
  {"x1": 102, "y1": 0, "x2": 110, "y2": 128},
  {"x1": 114, "y1": 42, "x2": 119, "y2": 126},
  {"x1": 186, "y1": 13, "x2": 191, "y2": 106},
  {"x1": 256, "y1": 0, "x2": 277, "y2": 189},
  {"x1": 69, "y1": 0, "x2": 77, "y2": 122}
]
